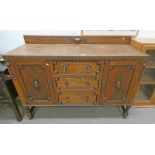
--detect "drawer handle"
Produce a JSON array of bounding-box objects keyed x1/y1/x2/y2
[
  {"x1": 64, "y1": 81, "x2": 69, "y2": 87},
  {"x1": 33, "y1": 80, "x2": 39, "y2": 89},
  {"x1": 65, "y1": 97, "x2": 70, "y2": 100},
  {"x1": 63, "y1": 65, "x2": 67, "y2": 73},
  {"x1": 54, "y1": 70, "x2": 58, "y2": 74},
  {"x1": 74, "y1": 37, "x2": 81, "y2": 42},
  {"x1": 86, "y1": 82, "x2": 90, "y2": 86}
]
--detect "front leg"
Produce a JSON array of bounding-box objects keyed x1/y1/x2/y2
[
  {"x1": 25, "y1": 106, "x2": 35, "y2": 120},
  {"x1": 9, "y1": 99, "x2": 22, "y2": 121},
  {"x1": 119, "y1": 105, "x2": 130, "y2": 119}
]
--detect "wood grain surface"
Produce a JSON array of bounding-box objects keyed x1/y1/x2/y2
[{"x1": 4, "y1": 44, "x2": 148, "y2": 59}]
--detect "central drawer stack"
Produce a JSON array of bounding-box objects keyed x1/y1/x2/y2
[{"x1": 53, "y1": 61, "x2": 101, "y2": 105}]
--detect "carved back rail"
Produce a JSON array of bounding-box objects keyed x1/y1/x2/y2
[{"x1": 24, "y1": 35, "x2": 131, "y2": 44}]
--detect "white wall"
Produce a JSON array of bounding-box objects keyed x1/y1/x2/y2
[
  {"x1": 0, "y1": 30, "x2": 155, "y2": 54},
  {"x1": 136, "y1": 30, "x2": 155, "y2": 39},
  {"x1": 0, "y1": 30, "x2": 80, "y2": 53}
]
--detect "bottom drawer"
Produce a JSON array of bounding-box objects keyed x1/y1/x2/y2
[{"x1": 59, "y1": 92, "x2": 97, "y2": 105}]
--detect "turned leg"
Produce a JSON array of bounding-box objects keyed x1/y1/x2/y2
[
  {"x1": 9, "y1": 99, "x2": 22, "y2": 121},
  {"x1": 119, "y1": 105, "x2": 130, "y2": 119},
  {"x1": 25, "y1": 106, "x2": 35, "y2": 120}
]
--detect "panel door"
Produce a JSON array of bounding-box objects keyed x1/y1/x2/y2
[
  {"x1": 100, "y1": 61, "x2": 137, "y2": 105},
  {"x1": 14, "y1": 61, "x2": 55, "y2": 105}
]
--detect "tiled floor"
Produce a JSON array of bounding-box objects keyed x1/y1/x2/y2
[{"x1": 0, "y1": 104, "x2": 155, "y2": 124}]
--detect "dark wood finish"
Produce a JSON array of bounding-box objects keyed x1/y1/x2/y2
[
  {"x1": 53, "y1": 62, "x2": 100, "y2": 76},
  {"x1": 4, "y1": 44, "x2": 148, "y2": 59},
  {"x1": 59, "y1": 91, "x2": 97, "y2": 105},
  {"x1": 105, "y1": 61, "x2": 136, "y2": 102},
  {"x1": 24, "y1": 35, "x2": 131, "y2": 44},
  {"x1": 99, "y1": 60, "x2": 144, "y2": 105},
  {"x1": 56, "y1": 77, "x2": 98, "y2": 90},
  {"x1": 10, "y1": 60, "x2": 56, "y2": 106},
  {"x1": 0, "y1": 58, "x2": 22, "y2": 121},
  {"x1": 3, "y1": 36, "x2": 149, "y2": 118},
  {"x1": 25, "y1": 106, "x2": 35, "y2": 119},
  {"x1": 130, "y1": 39, "x2": 143, "y2": 50}
]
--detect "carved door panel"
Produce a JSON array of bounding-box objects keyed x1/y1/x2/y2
[
  {"x1": 100, "y1": 61, "x2": 137, "y2": 104},
  {"x1": 14, "y1": 61, "x2": 55, "y2": 105}
]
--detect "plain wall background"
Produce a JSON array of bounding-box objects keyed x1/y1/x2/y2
[
  {"x1": 0, "y1": 30, "x2": 80, "y2": 54},
  {"x1": 0, "y1": 30, "x2": 155, "y2": 54},
  {"x1": 136, "y1": 30, "x2": 155, "y2": 38}
]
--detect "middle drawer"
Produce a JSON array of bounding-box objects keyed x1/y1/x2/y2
[{"x1": 56, "y1": 77, "x2": 98, "y2": 90}]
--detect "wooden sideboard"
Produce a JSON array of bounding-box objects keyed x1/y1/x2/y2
[{"x1": 3, "y1": 36, "x2": 148, "y2": 119}]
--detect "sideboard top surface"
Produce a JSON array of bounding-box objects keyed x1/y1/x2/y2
[{"x1": 4, "y1": 44, "x2": 148, "y2": 58}]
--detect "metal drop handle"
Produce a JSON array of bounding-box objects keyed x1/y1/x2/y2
[
  {"x1": 74, "y1": 37, "x2": 81, "y2": 42},
  {"x1": 116, "y1": 78, "x2": 121, "y2": 88},
  {"x1": 64, "y1": 81, "x2": 69, "y2": 87},
  {"x1": 33, "y1": 80, "x2": 39, "y2": 89}
]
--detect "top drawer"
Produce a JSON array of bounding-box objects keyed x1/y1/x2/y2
[{"x1": 53, "y1": 61, "x2": 100, "y2": 76}]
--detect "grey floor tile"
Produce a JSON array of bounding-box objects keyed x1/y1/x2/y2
[{"x1": 0, "y1": 105, "x2": 155, "y2": 124}]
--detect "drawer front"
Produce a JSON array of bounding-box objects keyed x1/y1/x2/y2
[
  {"x1": 59, "y1": 92, "x2": 97, "y2": 104},
  {"x1": 56, "y1": 77, "x2": 98, "y2": 89},
  {"x1": 54, "y1": 62, "x2": 100, "y2": 76}
]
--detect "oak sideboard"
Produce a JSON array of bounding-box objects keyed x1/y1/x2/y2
[{"x1": 3, "y1": 36, "x2": 149, "y2": 119}]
